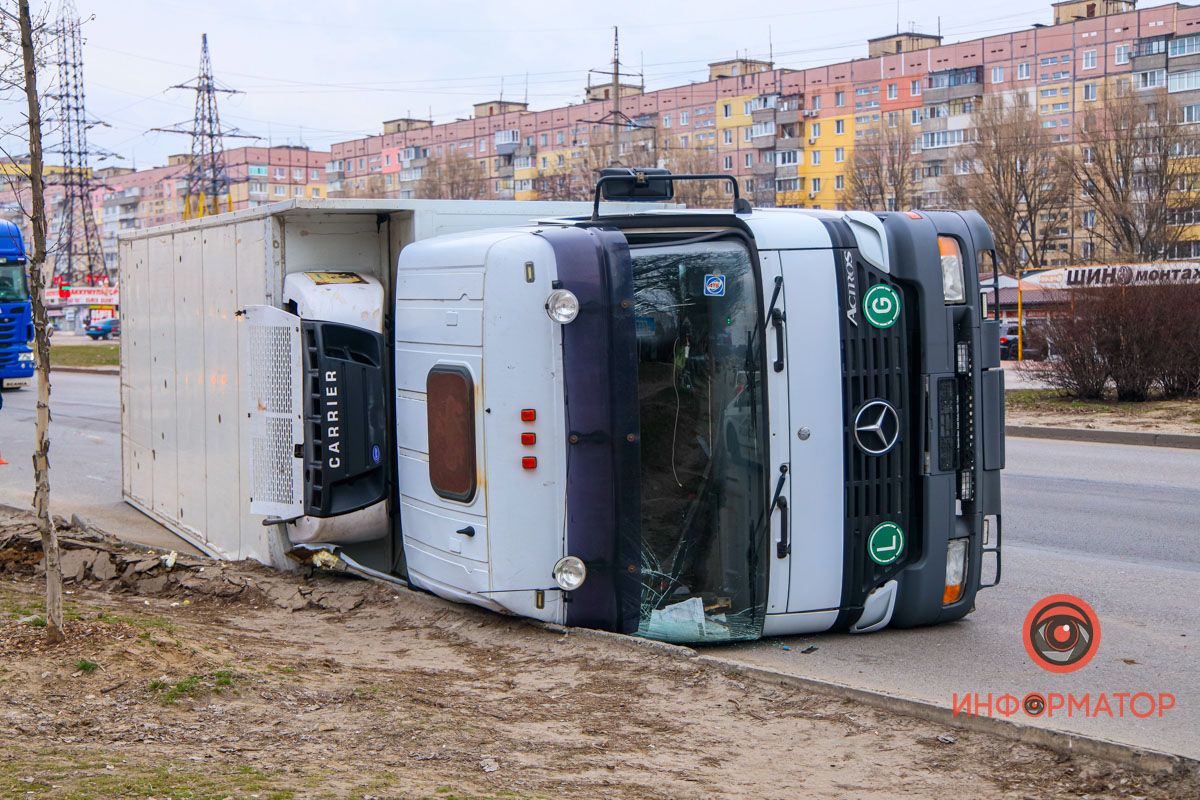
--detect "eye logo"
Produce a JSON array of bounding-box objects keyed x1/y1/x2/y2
[{"x1": 1023, "y1": 594, "x2": 1100, "y2": 673}]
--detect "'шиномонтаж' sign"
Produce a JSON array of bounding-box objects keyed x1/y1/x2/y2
[{"x1": 1022, "y1": 263, "x2": 1200, "y2": 290}]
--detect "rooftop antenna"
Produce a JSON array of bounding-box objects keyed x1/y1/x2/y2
[
  {"x1": 499, "y1": 75, "x2": 505, "y2": 104},
  {"x1": 896, "y1": 0, "x2": 901, "y2": 34},
  {"x1": 587, "y1": 27, "x2": 648, "y2": 168},
  {"x1": 152, "y1": 34, "x2": 260, "y2": 220},
  {"x1": 768, "y1": 25, "x2": 774, "y2": 67},
  {"x1": 523, "y1": 71, "x2": 529, "y2": 105}
]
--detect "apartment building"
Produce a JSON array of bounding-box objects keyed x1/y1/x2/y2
[{"x1": 327, "y1": 0, "x2": 1200, "y2": 265}]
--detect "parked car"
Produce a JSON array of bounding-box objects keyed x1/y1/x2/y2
[
  {"x1": 85, "y1": 318, "x2": 120, "y2": 340},
  {"x1": 999, "y1": 322, "x2": 1047, "y2": 361}
]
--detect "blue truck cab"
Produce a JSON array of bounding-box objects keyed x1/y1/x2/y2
[{"x1": 0, "y1": 219, "x2": 34, "y2": 389}]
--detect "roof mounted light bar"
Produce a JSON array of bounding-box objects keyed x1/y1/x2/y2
[{"x1": 591, "y1": 167, "x2": 752, "y2": 220}]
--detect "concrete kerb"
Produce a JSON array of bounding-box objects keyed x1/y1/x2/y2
[
  {"x1": 545, "y1": 622, "x2": 1200, "y2": 778},
  {"x1": 49, "y1": 366, "x2": 119, "y2": 376},
  {"x1": 1006, "y1": 424, "x2": 1200, "y2": 450}
]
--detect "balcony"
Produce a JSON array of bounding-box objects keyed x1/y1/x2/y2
[
  {"x1": 752, "y1": 160, "x2": 776, "y2": 176},
  {"x1": 924, "y1": 67, "x2": 983, "y2": 104},
  {"x1": 751, "y1": 106, "x2": 777, "y2": 124},
  {"x1": 775, "y1": 107, "x2": 801, "y2": 125}
]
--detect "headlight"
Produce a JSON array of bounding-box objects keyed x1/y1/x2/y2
[
  {"x1": 552, "y1": 556, "x2": 587, "y2": 591},
  {"x1": 18, "y1": 351, "x2": 34, "y2": 363},
  {"x1": 943, "y1": 537, "x2": 968, "y2": 605},
  {"x1": 938, "y1": 236, "x2": 966, "y2": 305},
  {"x1": 545, "y1": 289, "x2": 580, "y2": 324}
]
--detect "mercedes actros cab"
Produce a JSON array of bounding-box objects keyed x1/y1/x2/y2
[{"x1": 0, "y1": 220, "x2": 34, "y2": 390}]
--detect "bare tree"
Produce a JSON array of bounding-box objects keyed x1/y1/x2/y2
[
  {"x1": 415, "y1": 146, "x2": 486, "y2": 200},
  {"x1": 843, "y1": 119, "x2": 921, "y2": 211},
  {"x1": 2, "y1": 0, "x2": 64, "y2": 641},
  {"x1": 1071, "y1": 83, "x2": 1200, "y2": 261},
  {"x1": 662, "y1": 144, "x2": 724, "y2": 208},
  {"x1": 941, "y1": 93, "x2": 1074, "y2": 272}
]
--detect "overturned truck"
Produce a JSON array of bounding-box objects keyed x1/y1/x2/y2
[{"x1": 119, "y1": 174, "x2": 1005, "y2": 644}]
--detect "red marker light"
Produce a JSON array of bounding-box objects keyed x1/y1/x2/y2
[
  {"x1": 522, "y1": 456, "x2": 538, "y2": 470},
  {"x1": 521, "y1": 432, "x2": 536, "y2": 446},
  {"x1": 520, "y1": 409, "x2": 536, "y2": 422}
]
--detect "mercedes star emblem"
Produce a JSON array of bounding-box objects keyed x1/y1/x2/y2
[{"x1": 854, "y1": 400, "x2": 900, "y2": 456}]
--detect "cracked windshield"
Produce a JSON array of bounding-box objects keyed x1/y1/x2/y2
[{"x1": 631, "y1": 240, "x2": 769, "y2": 643}]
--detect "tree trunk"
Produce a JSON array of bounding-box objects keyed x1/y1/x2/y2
[{"x1": 20, "y1": 0, "x2": 64, "y2": 642}]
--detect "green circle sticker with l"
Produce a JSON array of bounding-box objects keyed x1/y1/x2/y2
[
  {"x1": 867, "y1": 521, "x2": 905, "y2": 565},
  {"x1": 863, "y1": 284, "x2": 901, "y2": 329}
]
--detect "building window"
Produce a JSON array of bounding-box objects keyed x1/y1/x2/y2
[
  {"x1": 1183, "y1": 103, "x2": 1200, "y2": 123},
  {"x1": 249, "y1": 165, "x2": 268, "y2": 176},
  {"x1": 1114, "y1": 44, "x2": 1130, "y2": 65},
  {"x1": 1018, "y1": 62, "x2": 1030, "y2": 80},
  {"x1": 426, "y1": 365, "x2": 477, "y2": 502},
  {"x1": 910, "y1": 108, "x2": 922, "y2": 125},
  {"x1": 835, "y1": 91, "x2": 845, "y2": 107},
  {"x1": 812, "y1": 95, "x2": 822, "y2": 110},
  {"x1": 273, "y1": 185, "x2": 285, "y2": 196},
  {"x1": 888, "y1": 111, "x2": 900, "y2": 128},
  {"x1": 1169, "y1": 70, "x2": 1200, "y2": 93},
  {"x1": 540, "y1": 133, "x2": 548, "y2": 146},
  {"x1": 835, "y1": 174, "x2": 844, "y2": 190},
  {"x1": 1136, "y1": 69, "x2": 1166, "y2": 89},
  {"x1": 811, "y1": 122, "x2": 821, "y2": 138},
  {"x1": 887, "y1": 83, "x2": 898, "y2": 99},
  {"x1": 910, "y1": 79, "x2": 921, "y2": 96},
  {"x1": 723, "y1": 155, "x2": 733, "y2": 170},
  {"x1": 555, "y1": 131, "x2": 564, "y2": 144},
  {"x1": 1083, "y1": 83, "x2": 1097, "y2": 101},
  {"x1": 273, "y1": 167, "x2": 286, "y2": 179},
  {"x1": 663, "y1": 114, "x2": 672, "y2": 128},
  {"x1": 744, "y1": 153, "x2": 752, "y2": 167},
  {"x1": 834, "y1": 147, "x2": 844, "y2": 163},
  {"x1": 311, "y1": 187, "x2": 321, "y2": 198},
  {"x1": 811, "y1": 150, "x2": 821, "y2": 165},
  {"x1": 991, "y1": 66, "x2": 1004, "y2": 83},
  {"x1": 292, "y1": 168, "x2": 304, "y2": 180},
  {"x1": 812, "y1": 177, "x2": 822, "y2": 192},
  {"x1": 777, "y1": 150, "x2": 799, "y2": 165},
  {"x1": 1082, "y1": 49, "x2": 1097, "y2": 69},
  {"x1": 1170, "y1": 34, "x2": 1200, "y2": 57},
  {"x1": 834, "y1": 119, "x2": 843, "y2": 135},
  {"x1": 1082, "y1": 210, "x2": 1096, "y2": 229},
  {"x1": 723, "y1": 103, "x2": 732, "y2": 118},
  {"x1": 680, "y1": 111, "x2": 689, "y2": 125}
]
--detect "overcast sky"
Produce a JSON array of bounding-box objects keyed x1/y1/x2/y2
[{"x1": 8, "y1": 0, "x2": 1160, "y2": 168}]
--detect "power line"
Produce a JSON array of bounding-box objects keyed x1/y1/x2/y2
[
  {"x1": 52, "y1": 0, "x2": 109, "y2": 287},
  {"x1": 151, "y1": 33, "x2": 259, "y2": 219}
]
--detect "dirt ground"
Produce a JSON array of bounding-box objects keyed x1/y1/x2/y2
[
  {"x1": 0, "y1": 511, "x2": 1196, "y2": 799},
  {"x1": 1006, "y1": 384, "x2": 1200, "y2": 436}
]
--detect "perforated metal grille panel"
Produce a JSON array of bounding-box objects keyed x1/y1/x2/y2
[{"x1": 242, "y1": 305, "x2": 304, "y2": 518}]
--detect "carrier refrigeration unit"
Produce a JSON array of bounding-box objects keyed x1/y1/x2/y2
[{"x1": 120, "y1": 175, "x2": 1004, "y2": 644}]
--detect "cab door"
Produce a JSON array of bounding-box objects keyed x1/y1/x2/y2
[{"x1": 779, "y1": 248, "x2": 846, "y2": 616}]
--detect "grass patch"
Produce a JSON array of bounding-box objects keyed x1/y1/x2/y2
[
  {"x1": 1006, "y1": 389, "x2": 1200, "y2": 426},
  {"x1": 75, "y1": 659, "x2": 99, "y2": 674},
  {"x1": 0, "y1": 746, "x2": 294, "y2": 799},
  {"x1": 49, "y1": 343, "x2": 118, "y2": 368},
  {"x1": 149, "y1": 670, "x2": 238, "y2": 705}
]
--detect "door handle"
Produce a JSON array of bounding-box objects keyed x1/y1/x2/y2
[
  {"x1": 776, "y1": 497, "x2": 790, "y2": 558},
  {"x1": 456, "y1": 526, "x2": 475, "y2": 537},
  {"x1": 771, "y1": 307, "x2": 785, "y2": 373}
]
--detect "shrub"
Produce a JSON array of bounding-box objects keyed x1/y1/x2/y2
[{"x1": 1040, "y1": 281, "x2": 1200, "y2": 401}]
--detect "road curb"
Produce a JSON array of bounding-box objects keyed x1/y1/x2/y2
[
  {"x1": 546, "y1": 623, "x2": 1199, "y2": 777},
  {"x1": 1006, "y1": 424, "x2": 1200, "y2": 450},
  {"x1": 49, "y1": 366, "x2": 119, "y2": 375}
]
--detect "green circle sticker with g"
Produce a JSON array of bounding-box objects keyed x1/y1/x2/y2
[
  {"x1": 863, "y1": 284, "x2": 901, "y2": 329},
  {"x1": 867, "y1": 521, "x2": 905, "y2": 565}
]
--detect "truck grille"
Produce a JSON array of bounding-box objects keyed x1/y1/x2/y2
[{"x1": 837, "y1": 254, "x2": 916, "y2": 605}]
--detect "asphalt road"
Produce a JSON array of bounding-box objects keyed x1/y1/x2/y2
[
  {"x1": 0, "y1": 371, "x2": 199, "y2": 553},
  {"x1": 0, "y1": 373, "x2": 1196, "y2": 757},
  {"x1": 712, "y1": 436, "x2": 1200, "y2": 759}
]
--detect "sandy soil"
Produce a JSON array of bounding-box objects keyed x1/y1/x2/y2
[{"x1": 0, "y1": 513, "x2": 1195, "y2": 799}]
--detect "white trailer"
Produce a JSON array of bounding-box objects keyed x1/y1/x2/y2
[{"x1": 118, "y1": 198, "x2": 642, "y2": 565}]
